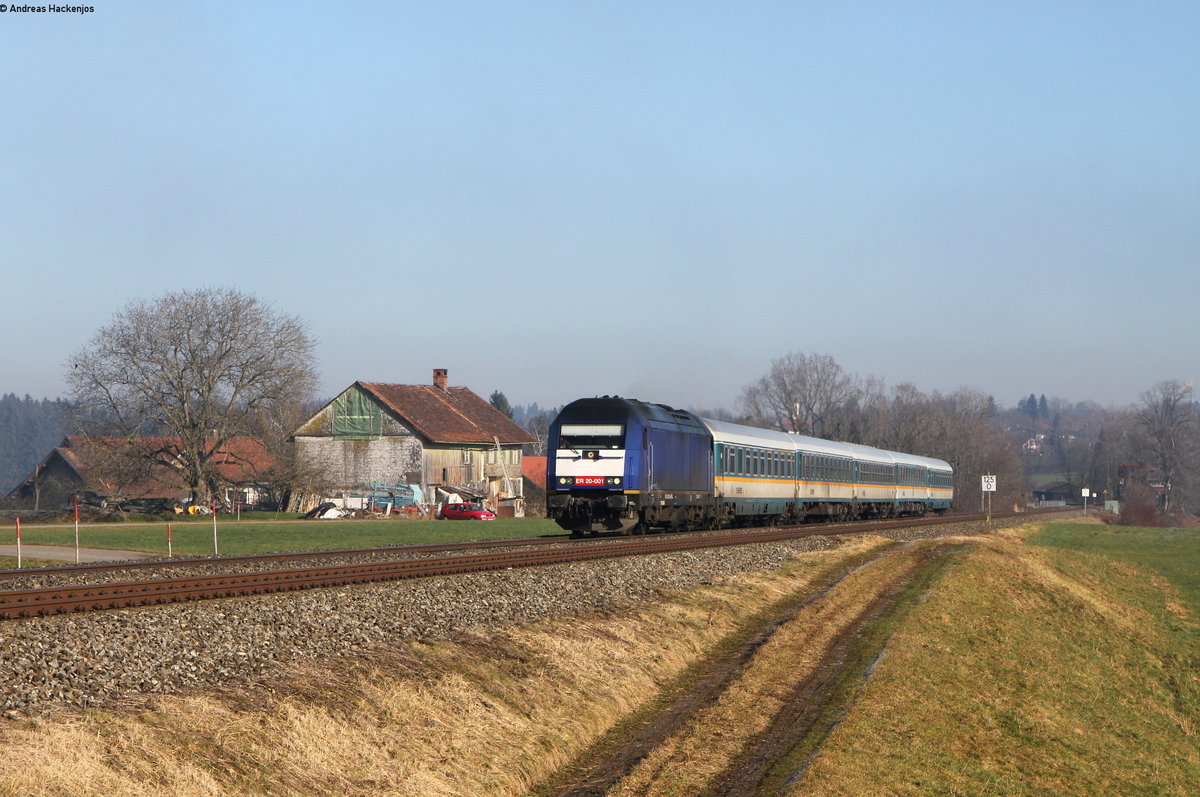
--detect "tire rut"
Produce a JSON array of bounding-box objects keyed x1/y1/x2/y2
[
  {"x1": 700, "y1": 540, "x2": 964, "y2": 797},
  {"x1": 547, "y1": 545, "x2": 904, "y2": 797}
]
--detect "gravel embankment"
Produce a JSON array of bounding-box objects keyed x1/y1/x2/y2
[{"x1": 0, "y1": 517, "x2": 1047, "y2": 716}]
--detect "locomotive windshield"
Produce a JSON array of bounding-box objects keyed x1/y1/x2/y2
[{"x1": 559, "y1": 423, "x2": 625, "y2": 449}]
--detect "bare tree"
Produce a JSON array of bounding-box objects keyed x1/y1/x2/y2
[
  {"x1": 523, "y1": 412, "x2": 552, "y2": 456},
  {"x1": 67, "y1": 288, "x2": 317, "y2": 505},
  {"x1": 1135, "y1": 379, "x2": 1198, "y2": 514},
  {"x1": 739, "y1": 352, "x2": 860, "y2": 436},
  {"x1": 1085, "y1": 412, "x2": 1135, "y2": 502},
  {"x1": 921, "y1": 388, "x2": 1024, "y2": 511}
]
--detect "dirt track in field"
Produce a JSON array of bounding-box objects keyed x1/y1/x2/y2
[{"x1": 548, "y1": 540, "x2": 964, "y2": 797}]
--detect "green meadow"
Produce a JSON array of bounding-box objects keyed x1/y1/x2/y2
[{"x1": 1, "y1": 516, "x2": 563, "y2": 559}]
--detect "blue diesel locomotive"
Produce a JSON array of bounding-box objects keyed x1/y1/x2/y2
[{"x1": 546, "y1": 396, "x2": 953, "y2": 534}]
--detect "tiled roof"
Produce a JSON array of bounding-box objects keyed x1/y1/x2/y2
[
  {"x1": 521, "y1": 456, "x2": 546, "y2": 487},
  {"x1": 60, "y1": 436, "x2": 274, "y2": 490},
  {"x1": 358, "y1": 382, "x2": 535, "y2": 445}
]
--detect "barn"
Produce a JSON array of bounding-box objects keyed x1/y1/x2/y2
[
  {"x1": 3, "y1": 436, "x2": 274, "y2": 510},
  {"x1": 291, "y1": 370, "x2": 536, "y2": 515}
]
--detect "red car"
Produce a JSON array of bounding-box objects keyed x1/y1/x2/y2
[{"x1": 437, "y1": 502, "x2": 497, "y2": 521}]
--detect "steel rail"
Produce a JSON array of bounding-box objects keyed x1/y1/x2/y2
[
  {"x1": 0, "y1": 509, "x2": 1071, "y2": 619},
  {"x1": 0, "y1": 535, "x2": 573, "y2": 580},
  {"x1": 0, "y1": 507, "x2": 1058, "y2": 580}
]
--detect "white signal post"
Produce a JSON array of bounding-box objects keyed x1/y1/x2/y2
[
  {"x1": 1082, "y1": 487, "x2": 1090, "y2": 515},
  {"x1": 981, "y1": 475, "x2": 997, "y2": 523}
]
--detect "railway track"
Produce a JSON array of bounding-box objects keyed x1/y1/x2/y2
[{"x1": 0, "y1": 509, "x2": 1068, "y2": 620}]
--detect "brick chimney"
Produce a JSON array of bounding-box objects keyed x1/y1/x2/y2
[{"x1": 433, "y1": 368, "x2": 448, "y2": 391}]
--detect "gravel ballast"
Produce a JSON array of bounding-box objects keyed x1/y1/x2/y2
[{"x1": 0, "y1": 517, "x2": 1048, "y2": 715}]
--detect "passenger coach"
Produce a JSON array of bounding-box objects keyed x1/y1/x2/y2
[{"x1": 546, "y1": 397, "x2": 953, "y2": 535}]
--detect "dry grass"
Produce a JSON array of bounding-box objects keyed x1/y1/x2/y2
[
  {"x1": 0, "y1": 538, "x2": 889, "y2": 796},
  {"x1": 795, "y1": 531, "x2": 1200, "y2": 795},
  {"x1": 606, "y1": 541, "x2": 934, "y2": 796}
]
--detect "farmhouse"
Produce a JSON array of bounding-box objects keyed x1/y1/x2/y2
[
  {"x1": 291, "y1": 370, "x2": 535, "y2": 515},
  {"x1": 4, "y1": 436, "x2": 274, "y2": 510}
]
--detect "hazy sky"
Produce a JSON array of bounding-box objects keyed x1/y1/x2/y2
[{"x1": 2, "y1": 1, "x2": 1197, "y2": 413}]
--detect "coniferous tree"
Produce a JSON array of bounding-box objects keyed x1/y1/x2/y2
[
  {"x1": 489, "y1": 391, "x2": 514, "y2": 420},
  {"x1": 0, "y1": 394, "x2": 68, "y2": 495}
]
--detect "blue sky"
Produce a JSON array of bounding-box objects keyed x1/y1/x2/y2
[{"x1": 2, "y1": 1, "x2": 1197, "y2": 413}]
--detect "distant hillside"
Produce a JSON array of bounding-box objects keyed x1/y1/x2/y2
[{"x1": 0, "y1": 394, "x2": 68, "y2": 495}]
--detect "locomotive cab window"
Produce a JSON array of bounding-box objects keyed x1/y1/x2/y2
[{"x1": 559, "y1": 424, "x2": 625, "y2": 450}]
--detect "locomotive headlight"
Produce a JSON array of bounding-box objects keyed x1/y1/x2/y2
[
  {"x1": 559, "y1": 477, "x2": 569, "y2": 486},
  {"x1": 607, "y1": 476, "x2": 622, "y2": 486}
]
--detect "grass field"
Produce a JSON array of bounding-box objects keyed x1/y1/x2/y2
[
  {"x1": 1030, "y1": 521, "x2": 1200, "y2": 613},
  {"x1": 1, "y1": 516, "x2": 563, "y2": 558},
  {"x1": 0, "y1": 556, "x2": 61, "y2": 569},
  {"x1": 800, "y1": 521, "x2": 1200, "y2": 795}
]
